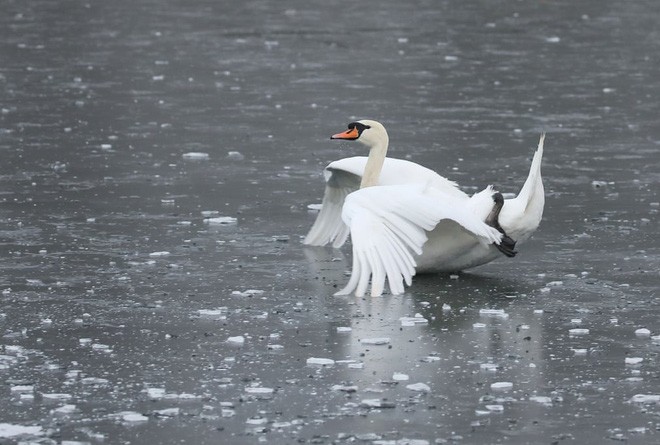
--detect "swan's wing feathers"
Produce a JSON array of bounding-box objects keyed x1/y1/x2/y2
[
  {"x1": 303, "y1": 168, "x2": 360, "y2": 247},
  {"x1": 337, "y1": 184, "x2": 502, "y2": 296}
]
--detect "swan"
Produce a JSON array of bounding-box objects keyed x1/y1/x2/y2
[{"x1": 304, "y1": 120, "x2": 545, "y2": 297}]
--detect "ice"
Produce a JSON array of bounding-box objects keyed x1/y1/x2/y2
[
  {"x1": 182, "y1": 152, "x2": 210, "y2": 160},
  {"x1": 400, "y1": 315, "x2": 428, "y2": 326},
  {"x1": 307, "y1": 203, "x2": 322, "y2": 211},
  {"x1": 147, "y1": 388, "x2": 166, "y2": 400},
  {"x1": 246, "y1": 417, "x2": 268, "y2": 425},
  {"x1": 529, "y1": 396, "x2": 553, "y2": 405},
  {"x1": 625, "y1": 357, "x2": 643, "y2": 365},
  {"x1": 154, "y1": 408, "x2": 180, "y2": 417},
  {"x1": 119, "y1": 411, "x2": 149, "y2": 422},
  {"x1": 634, "y1": 328, "x2": 651, "y2": 337},
  {"x1": 569, "y1": 328, "x2": 590, "y2": 336},
  {"x1": 0, "y1": 423, "x2": 44, "y2": 438},
  {"x1": 485, "y1": 404, "x2": 504, "y2": 412},
  {"x1": 336, "y1": 326, "x2": 352, "y2": 333},
  {"x1": 204, "y1": 216, "x2": 237, "y2": 225},
  {"x1": 442, "y1": 303, "x2": 451, "y2": 311},
  {"x1": 227, "y1": 336, "x2": 245, "y2": 345},
  {"x1": 42, "y1": 393, "x2": 73, "y2": 401},
  {"x1": 479, "y1": 309, "x2": 509, "y2": 319},
  {"x1": 480, "y1": 363, "x2": 498, "y2": 372},
  {"x1": 490, "y1": 382, "x2": 513, "y2": 391},
  {"x1": 406, "y1": 382, "x2": 430, "y2": 392},
  {"x1": 392, "y1": 372, "x2": 409, "y2": 381},
  {"x1": 360, "y1": 399, "x2": 396, "y2": 408},
  {"x1": 81, "y1": 377, "x2": 110, "y2": 386},
  {"x1": 197, "y1": 308, "x2": 228, "y2": 317},
  {"x1": 51, "y1": 404, "x2": 78, "y2": 414},
  {"x1": 10, "y1": 385, "x2": 34, "y2": 394},
  {"x1": 92, "y1": 343, "x2": 112, "y2": 352},
  {"x1": 331, "y1": 384, "x2": 358, "y2": 392},
  {"x1": 306, "y1": 357, "x2": 335, "y2": 366},
  {"x1": 149, "y1": 251, "x2": 170, "y2": 257},
  {"x1": 227, "y1": 151, "x2": 245, "y2": 161},
  {"x1": 231, "y1": 289, "x2": 264, "y2": 297},
  {"x1": 572, "y1": 348, "x2": 588, "y2": 355},
  {"x1": 360, "y1": 337, "x2": 391, "y2": 345},
  {"x1": 244, "y1": 387, "x2": 274, "y2": 394},
  {"x1": 629, "y1": 394, "x2": 660, "y2": 404}
]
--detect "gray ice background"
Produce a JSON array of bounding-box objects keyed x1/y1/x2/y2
[{"x1": 1, "y1": 0, "x2": 659, "y2": 444}]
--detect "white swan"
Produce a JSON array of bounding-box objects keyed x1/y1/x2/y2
[{"x1": 304, "y1": 120, "x2": 545, "y2": 297}]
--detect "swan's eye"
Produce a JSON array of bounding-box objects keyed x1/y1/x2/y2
[{"x1": 348, "y1": 122, "x2": 371, "y2": 135}]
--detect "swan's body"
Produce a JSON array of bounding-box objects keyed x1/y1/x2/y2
[{"x1": 304, "y1": 120, "x2": 544, "y2": 296}]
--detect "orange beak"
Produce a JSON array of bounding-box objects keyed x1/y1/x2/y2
[{"x1": 331, "y1": 127, "x2": 359, "y2": 140}]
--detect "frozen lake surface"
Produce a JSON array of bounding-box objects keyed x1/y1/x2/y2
[{"x1": 1, "y1": 0, "x2": 659, "y2": 443}]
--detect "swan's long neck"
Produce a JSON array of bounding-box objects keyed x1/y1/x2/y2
[{"x1": 360, "y1": 136, "x2": 389, "y2": 189}]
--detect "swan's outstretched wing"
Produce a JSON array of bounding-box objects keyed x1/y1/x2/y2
[
  {"x1": 336, "y1": 184, "x2": 503, "y2": 297},
  {"x1": 303, "y1": 167, "x2": 360, "y2": 247}
]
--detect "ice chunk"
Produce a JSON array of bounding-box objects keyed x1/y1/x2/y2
[
  {"x1": 154, "y1": 408, "x2": 180, "y2": 417},
  {"x1": 149, "y1": 251, "x2": 170, "y2": 257},
  {"x1": 245, "y1": 387, "x2": 274, "y2": 394},
  {"x1": 360, "y1": 399, "x2": 396, "y2": 409},
  {"x1": 182, "y1": 152, "x2": 209, "y2": 160},
  {"x1": 42, "y1": 393, "x2": 73, "y2": 401},
  {"x1": 120, "y1": 411, "x2": 149, "y2": 422},
  {"x1": 490, "y1": 382, "x2": 513, "y2": 391},
  {"x1": 204, "y1": 216, "x2": 237, "y2": 225},
  {"x1": 231, "y1": 289, "x2": 264, "y2": 297},
  {"x1": 635, "y1": 328, "x2": 651, "y2": 337},
  {"x1": 479, "y1": 309, "x2": 509, "y2": 319},
  {"x1": 306, "y1": 357, "x2": 335, "y2": 366},
  {"x1": 307, "y1": 203, "x2": 322, "y2": 211},
  {"x1": 0, "y1": 423, "x2": 44, "y2": 438},
  {"x1": 400, "y1": 315, "x2": 428, "y2": 326},
  {"x1": 569, "y1": 328, "x2": 590, "y2": 336},
  {"x1": 480, "y1": 363, "x2": 498, "y2": 372},
  {"x1": 331, "y1": 384, "x2": 358, "y2": 392},
  {"x1": 629, "y1": 394, "x2": 660, "y2": 404},
  {"x1": 336, "y1": 326, "x2": 352, "y2": 333},
  {"x1": 227, "y1": 336, "x2": 245, "y2": 345},
  {"x1": 51, "y1": 404, "x2": 77, "y2": 414},
  {"x1": 10, "y1": 385, "x2": 34, "y2": 394},
  {"x1": 147, "y1": 388, "x2": 166, "y2": 400},
  {"x1": 406, "y1": 382, "x2": 430, "y2": 392},
  {"x1": 392, "y1": 372, "x2": 409, "y2": 381},
  {"x1": 197, "y1": 308, "x2": 227, "y2": 317},
  {"x1": 485, "y1": 404, "x2": 504, "y2": 412},
  {"x1": 529, "y1": 396, "x2": 553, "y2": 405},
  {"x1": 227, "y1": 151, "x2": 245, "y2": 161},
  {"x1": 360, "y1": 337, "x2": 391, "y2": 345},
  {"x1": 625, "y1": 357, "x2": 643, "y2": 365}
]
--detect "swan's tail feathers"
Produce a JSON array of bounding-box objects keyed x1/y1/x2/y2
[{"x1": 516, "y1": 133, "x2": 545, "y2": 209}]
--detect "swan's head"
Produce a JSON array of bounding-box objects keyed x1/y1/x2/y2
[{"x1": 331, "y1": 119, "x2": 388, "y2": 149}]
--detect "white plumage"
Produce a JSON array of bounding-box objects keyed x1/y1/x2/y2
[{"x1": 304, "y1": 120, "x2": 545, "y2": 297}]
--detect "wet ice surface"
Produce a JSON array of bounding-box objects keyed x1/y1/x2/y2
[{"x1": 1, "y1": 0, "x2": 659, "y2": 444}]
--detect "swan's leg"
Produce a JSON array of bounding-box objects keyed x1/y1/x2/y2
[{"x1": 486, "y1": 192, "x2": 517, "y2": 258}]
